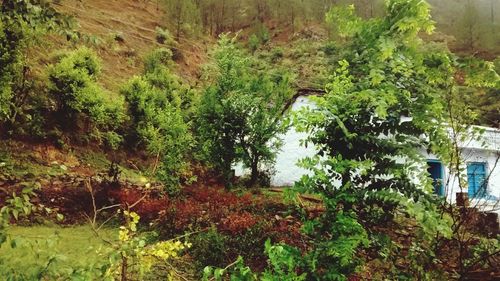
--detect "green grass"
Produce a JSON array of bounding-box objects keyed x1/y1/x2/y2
[{"x1": 0, "y1": 225, "x2": 117, "y2": 276}]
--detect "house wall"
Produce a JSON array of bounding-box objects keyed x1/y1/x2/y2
[{"x1": 430, "y1": 148, "x2": 500, "y2": 214}]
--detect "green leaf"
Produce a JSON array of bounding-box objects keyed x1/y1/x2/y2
[
  {"x1": 214, "y1": 268, "x2": 225, "y2": 280},
  {"x1": 0, "y1": 233, "x2": 7, "y2": 245},
  {"x1": 12, "y1": 209, "x2": 19, "y2": 220}
]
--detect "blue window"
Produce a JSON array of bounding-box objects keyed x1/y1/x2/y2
[
  {"x1": 427, "y1": 160, "x2": 444, "y2": 196},
  {"x1": 467, "y1": 162, "x2": 487, "y2": 198}
]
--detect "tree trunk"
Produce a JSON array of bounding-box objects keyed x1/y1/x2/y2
[
  {"x1": 175, "y1": 1, "x2": 182, "y2": 40},
  {"x1": 249, "y1": 157, "x2": 259, "y2": 187}
]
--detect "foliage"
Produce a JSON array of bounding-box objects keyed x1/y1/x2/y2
[
  {"x1": 203, "y1": 239, "x2": 306, "y2": 281},
  {"x1": 220, "y1": 212, "x2": 258, "y2": 235},
  {"x1": 108, "y1": 188, "x2": 170, "y2": 222},
  {"x1": 157, "y1": 186, "x2": 255, "y2": 236},
  {"x1": 123, "y1": 48, "x2": 196, "y2": 195},
  {"x1": 0, "y1": 225, "x2": 116, "y2": 280},
  {"x1": 286, "y1": 0, "x2": 462, "y2": 279},
  {"x1": 155, "y1": 26, "x2": 175, "y2": 46},
  {"x1": 0, "y1": 0, "x2": 75, "y2": 131},
  {"x1": 248, "y1": 34, "x2": 260, "y2": 53},
  {"x1": 190, "y1": 227, "x2": 228, "y2": 269},
  {"x1": 197, "y1": 34, "x2": 293, "y2": 187},
  {"x1": 0, "y1": 186, "x2": 92, "y2": 280},
  {"x1": 162, "y1": 0, "x2": 200, "y2": 38},
  {"x1": 48, "y1": 47, "x2": 125, "y2": 141}
]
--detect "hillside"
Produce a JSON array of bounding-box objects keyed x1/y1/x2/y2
[{"x1": 43, "y1": 0, "x2": 208, "y2": 91}]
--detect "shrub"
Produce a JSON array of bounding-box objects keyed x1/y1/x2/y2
[
  {"x1": 123, "y1": 48, "x2": 196, "y2": 195},
  {"x1": 113, "y1": 31, "x2": 124, "y2": 42},
  {"x1": 102, "y1": 131, "x2": 123, "y2": 150},
  {"x1": 47, "y1": 47, "x2": 125, "y2": 138},
  {"x1": 256, "y1": 24, "x2": 270, "y2": 44},
  {"x1": 155, "y1": 27, "x2": 175, "y2": 46},
  {"x1": 107, "y1": 188, "x2": 169, "y2": 222},
  {"x1": 0, "y1": 0, "x2": 72, "y2": 125},
  {"x1": 143, "y1": 48, "x2": 174, "y2": 73},
  {"x1": 248, "y1": 34, "x2": 260, "y2": 53},
  {"x1": 270, "y1": 47, "x2": 284, "y2": 63},
  {"x1": 164, "y1": 198, "x2": 204, "y2": 234},
  {"x1": 190, "y1": 228, "x2": 228, "y2": 269},
  {"x1": 322, "y1": 41, "x2": 337, "y2": 56},
  {"x1": 219, "y1": 212, "x2": 258, "y2": 235}
]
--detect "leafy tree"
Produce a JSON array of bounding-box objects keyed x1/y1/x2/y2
[
  {"x1": 0, "y1": 0, "x2": 75, "y2": 131},
  {"x1": 123, "y1": 48, "x2": 195, "y2": 194},
  {"x1": 48, "y1": 47, "x2": 125, "y2": 142},
  {"x1": 291, "y1": 0, "x2": 458, "y2": 278},
  {"x1": 198, "y1": 35, "x2": 293, "y2": 187}
]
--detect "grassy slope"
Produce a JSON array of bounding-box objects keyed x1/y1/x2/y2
[{"x1": 32, "y1": 0, "x2": 208, "y2": 92}]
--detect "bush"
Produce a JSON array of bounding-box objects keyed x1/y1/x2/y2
[
  {"x1": 270, "y1": 47, "x2": 284, "y2": 63},
  {"x1": 190, "y1": 228, "x2": 228, "y2": 269},
  {"x1": 107, "y1": 188, "x2": 169, "y2": 222},
  {"x1": 322, "y1": 41, "x2": 337, "y2": 56},
  {"x1": 143, "y1": 48, "x2": 174, "y2": 73},
  {"x1": 248, "y1": 34, "x2": 260, "y2": 53},
  {"x1": 123, "y1": 76, "x2": 191, "y2": 194},
  {"x1": 102, "y1": 131, "x2": 123, "y2": 150},
  {"x1": 256, "y1": 24, "x2": 270, "y2": 44},
  {"x1": 155, "y1": 27, "x2": 175, "y2": 46},
  {"x1": 123, "y1": 48, "x2": 196, "y2": 195},
  {"x1": 47, "y1": 47, "x2": 125, "y2": 137},
  {"x1": 219, "y1": 212, "x2": 258, "y2": 235}
]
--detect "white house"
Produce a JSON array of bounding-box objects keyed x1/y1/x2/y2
[{"x1": 237, "y1": 97, "x2": 500, "y2": 214}]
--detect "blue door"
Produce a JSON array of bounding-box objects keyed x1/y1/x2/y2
[
  {"x1": 467, "y1": 163, "x2": 487, "y2": 198},
  {"x1": 427, "y1": 161, "x2": 444, "y2": 196}
]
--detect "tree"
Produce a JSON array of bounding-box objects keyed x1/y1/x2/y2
[
  {"x1": 48, "y1": 47, "x2": 125, "y2": 143},
  {"x1": 0, "y1": 0, "x2": 75, "y2": 132},
  {"x1": 293, "y1": 1, "x2": 456, "y2": 278},
  {"x1": 162, "y1": 0, "x2": 200, "y2": 39},
  {"x1": 197, "y1": 35, "x2": 293, "y2": 187},
  {"x1": 122, "y1": 48, "x2": 195, "y2": 195},
  {"x1": 460, "y1": 0, "x2": 480, "y2": 51}
]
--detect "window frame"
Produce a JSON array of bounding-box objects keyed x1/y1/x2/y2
[
  {"x1": 427, "y1": 159, "x2": 444, "y2": 196},
  {"x1": 466, "y1": 162, "x2": 488, "y2": 198}
]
